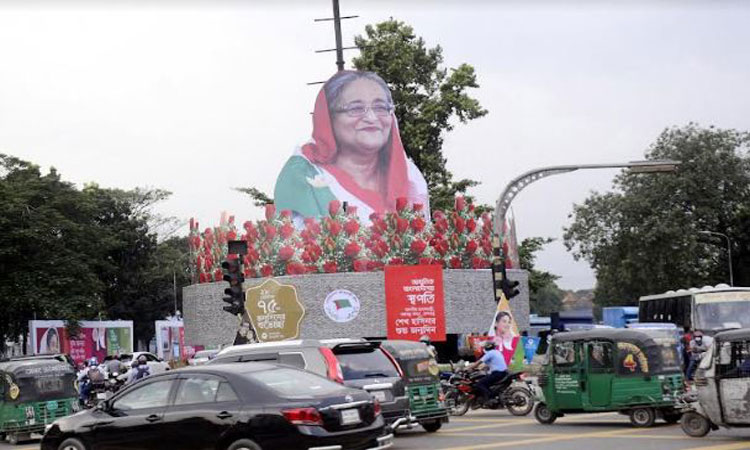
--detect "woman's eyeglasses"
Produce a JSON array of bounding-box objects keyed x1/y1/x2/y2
[{"x1": 334, "y1": 102, "x2": 394, "y2": 117}]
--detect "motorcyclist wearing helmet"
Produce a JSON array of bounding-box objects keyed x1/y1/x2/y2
[
  {"x1": 127, "y1": 354, "x2": 152, "y2": 384},
  {"x1": 466, "y1": 340, "x2": 508, "y2": 404},
  {"x1": 77, "y1": 357, "x2": 105, "y2": 406}
]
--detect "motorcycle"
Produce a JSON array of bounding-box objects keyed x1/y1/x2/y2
[{"x1": 443, "y1": 369, "x2": 534, "y2": 416}]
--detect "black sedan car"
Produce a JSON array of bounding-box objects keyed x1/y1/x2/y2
[{"x1": 41, "y1": 362, "x2": 393, "y2": 450}]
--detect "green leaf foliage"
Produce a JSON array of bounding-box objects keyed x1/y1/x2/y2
[
  {"x1": 564, "y1": 124, "x2": 750, "y2": 307},
  {"x1": 352, "y1": 19, "x2": 488, "y2": 211}
]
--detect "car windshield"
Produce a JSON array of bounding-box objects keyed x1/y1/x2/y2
[
  {"x1": 194, "y1": 351, "x2": 215, "y2": 358},
  {"x1": 695, "y1": 300, "x2": 750, "y2": 331},
  {"x1": 335, "y1": 349, "x2": 399, "y2": 379},
  {"x1": 249, "y1": 368, "x2": 345, "y2": 399},
  {"x1": 119, "y1": 354, "x2": 134, "y2": 362}
]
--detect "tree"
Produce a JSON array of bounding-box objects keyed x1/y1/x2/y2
[
  {"x1": 353, "y1": 19, "x2": 488, "y2": 211},
  {"x1": 518, "y1": 237, "x2": 564, "y2": 315},
  {"x1": 564, "y1": 124, "x2": 750, "y2": 307},
  {"x1": 0, "y1": 154, "x2": 191, "y2": 351}
]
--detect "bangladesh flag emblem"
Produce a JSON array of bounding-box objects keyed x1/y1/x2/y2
[{"x1": 334, "y1": 299, "x2": 352, "y2": 310}]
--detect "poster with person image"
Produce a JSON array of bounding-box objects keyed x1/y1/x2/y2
[
  {"x1": 30, "y1": 320, "x2": 133, "y2": 365},
  {"x1": 37, "y1": 326, "x2": 64, "y2": 354},
  {"x1": 487, "y1": 298, "x2": 525, "y2": 371},
  {"x1": 274, "y1": 70, "x2": 430, "y2": 226}
]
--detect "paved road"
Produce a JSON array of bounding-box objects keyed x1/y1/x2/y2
[{"x1": 3, "y1": 410, "x2": 750, "y2": 450}]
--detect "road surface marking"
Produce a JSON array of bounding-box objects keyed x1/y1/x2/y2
[{"x1": 683, "y1": 442, "x2": 750, "y2": 450}]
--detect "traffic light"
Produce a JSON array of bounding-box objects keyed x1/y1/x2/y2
[
  {"x1": 222, "y1": 257, "x2": 245, "y2": 316},
  {"x1": 491, "y1": 237, "x2": 520, "y2": 301},
  {"x1": 501, "y1": 275, "x2": 520, "y2": 300}
]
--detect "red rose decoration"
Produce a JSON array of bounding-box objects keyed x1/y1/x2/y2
[
  {"x1": 353, "y1": 259, "x2": 370, "y2": 272},
  {"x1": 280, "y1": 223, "x2": 295, "y2": 239},
  {"x1": 265, "y1": 204, "x2": 276, "y2": 221},
  {"x1": 226, "y1": 230, "x2": 237, "y2": 241},
  {"x1": 323, "y1": 260, "x2": 338, "y2": 273},
  {"x1": 213, "y1": 268, "x2": 223, "y2": 281},
  {"x1": 413, "y1": 203, "x2": 423, "y2": 212},
  {"x1": 260, "y1": 264, "x2": 273, "y2": 277},
  {"x1": 327, "y1": 219, "x2": 342, "y2": 237},
  {"x1": 389, "y1": 257, "x2": 405, "y2": 265},
  {"x1": 286, "y1": 261, "x2": 306, "y2": 275},
  {"x1": 455, "y1": 196, "x2": 466, "y2": 212},
  {"x1": 344, "y1": 219, "x2": 360, "y2": 236},
  {"x1": 395, "y1": 197, "x2": 408, "y2": 212},
  {"x1": 264, "y1": 224, "x2": 277, "y2": 241},
  {"x1": 344, "y1": 241, "x2": 361, "y2": 258},
  {"x1": 465, "y1": 240, "x2": 478, "y2": 255},
  {"x1": 280, "y1": 210, "x2": 292, "y2": 219},
  {"x1": 411, "y1": 217, "x2": 426, "y2": 233},
  {"x1": 199, "y1": 273, "x2": 208, "y2": 283},
  {"x1": 410, "y1": 239, "x2": 427, "y2": 255},
  {"x1": 453, "y1": 214, "x2": 466, "y2": 234},
  {"x1": 346, "y1": 205, "x2": 358, "y2": 216},
  {"x1": 449, "y1": 256, "x2": 462, "y2": 269},
  {"x1": 278, "y1": 245, "x2": 295, "y2": 261},
  {"x1": 396, "y1": 217, "x2": 409, "y2": 233},
  {"x1": 328, "y1": 200, "x2": 341, "y2": 217},
  {"x1": 467, "y1": 218, "x2": 477, "y2": 233}
]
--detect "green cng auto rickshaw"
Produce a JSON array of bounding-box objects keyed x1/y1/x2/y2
[
  {"x1": 0, "y1": 356, "x2": 79, "y2": 444},
  {"x1": 379, "y1": 340, "x2": 449, "y2": 432},
  {"x1": 534, "y1": 329, "x2": 684, "y2": 427},
  {"x1": 679, "y1": 328, "x2": 750, "y2": 437}
]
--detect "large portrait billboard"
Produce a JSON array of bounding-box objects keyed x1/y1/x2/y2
[
  {"x1": 29, "y1": 320, "x2": 133, "y2": 365},
  {"x1": 274, "y1": 70, "x2": 430, "y2": 226}
]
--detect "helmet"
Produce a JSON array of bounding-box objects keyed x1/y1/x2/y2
[
  {"x1": 137, "y1": 355, "x2": 147, "y2": 364},
  {"x1": 483, "y1": 340, "x2": 497, "y2": 351},
  {"x1": 89, "y1": 357, "x2": 99, "y2": 366}
]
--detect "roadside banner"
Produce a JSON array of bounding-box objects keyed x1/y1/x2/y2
[
  {"x1": 29, "y1": 320, "x2": 134, "y2": 365},
  {"x1": 385, "y1": 264, "x2": 446, "y2": 342},
  {"x1": 245, "y1": 278, "x2": 305, "y2": 342}
]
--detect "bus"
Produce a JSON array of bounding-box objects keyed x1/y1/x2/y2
[{"x1": 638, "y1": 285, "x2": 750, "y2": 334}]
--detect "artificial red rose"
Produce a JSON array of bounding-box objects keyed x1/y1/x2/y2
[
  {"x1": 434, "y1": 239, "x2": 449, "y2": 256},
  {"x1": 346, "y1": 205, "x2": 358, "y2": 216},
  {"x1": 286, "y1": 261, "x2": 306, "y2": 275},
  {"x1": 189, "y1": 217, "x2": 195, "y2": 231},
  {"x1": 213, "y1": 268, "x2": 223, "y2": 281},
  {"x1": 195, "y1": 255, "x2": 202, "y2": 269},
  {"x1": 247, "y1": 248, "x2": 260, "y2": 264},
  {"x1": 198, "y1": 273, "x2": 207, "y2": 283},
  {"x1": 369, "y1": 261, "x2": 385, "y2": 271},
  {"x1": 324, "y1": 237, "x2": 336, "y2": 252},
  {"x1": 433, "y1": 210, "x2": 446, "y2": 221},
  {"x1": 449, "y1": 256, "x2": 462, "y2": 269},
  {"x1": 278, "y1": 245, "x2": 295, "y2": 261},
  {"x1": 395, "y1": 197, "x2": 408, "y2": 212},
  {"x1": 328, "y1": 200, "x2": 341, "y2": 217},
  {"x1": 265, "y1": 203, "x2": 276, "y2": 221},
  {"x1": 228, "y1": 215, "x2": 235, "y2": 224},
  {"x1": 264, "y1": 224, "x2": 277, "y2": 241},
  {"x1": 410, "y1": 217, "x2": 426, "y2": 233},
  {"x1": 396, "y1": 217, "x2": 409, "y2": 233},
  {"x1": 300, "y1": 230, "x2": 313, "y2": 242},
  {"x1": 353, "y1": 259, "x2": 370, "y2": 272},
  {"x1": 344, "y1": 219, "x2": 360, "y2": 236},
  {"x1": 465, "y1": 240, "x2": 478, "y2": 255},
  {"x1": 410, "y1": 239, "x2": 427, "y2": 255},
  {"x1": 243, "y1": 221, "x2": 252, "y2": 231},
  {"x1": 371, "y1": 239, "x2": 389, "y2": 258},
  {"x1": 244, "y1": 268, "x2": 256, "y2": 278},
  {"x1": 455, "y1": 196, "x2": 466, "y2": 212},
  {"x1": 305, "y1": 264, "x2": 318, "y2": 273},
  {"x1": 413, "y1": 203, "x2": 423, "y2": 212},
  {"x1": 389, "y1": 257, "x2": 405, "y2": 265},
  {"x1": 468, "y1": 203, "x2": 475, "y2": 213},
  {"x1": 435, "y1": 218, "x2": 449, "y2": 234},
  {"x1": 453, "y1": 213, "x2": 466, "y2": 234},
  {"x1": 305, "y1": 218, "x2": 322, "y2": 236},
  {"x1": 466, "y1": 218, "x2": 477, "y2": 233},
  {"x1": 260, "y1": 264, "x2": 273, "y2": 277},
  {"x1": 280, "y1": 210, "x2": 292, "y2": 219},
  {"x1": 419, "y1": 257, "x2": 437, "y2": 265},
  {"x1": 227, "y1": 230, "x2": 237, "y2": 241},
  {"x1": 280, "y1": 222, "x2": 295, "y2": 239},
  {"x1": 344, "y1": 241, "x2": 361, "y2": 258},
  {"x1": 327, "y1": 219, "x2": 342, "y2": 237},
  {"x1": 323, "y1": 260, "x2": 338, "y2": 273},
  {"x1": 471, "y1": 257, "x2": 490, "y2": 269},
  {"x1": 372, "y1": 217, "x2": 388, "y2": 235}
]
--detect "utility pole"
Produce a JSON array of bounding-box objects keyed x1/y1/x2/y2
[{"x1": 311, "y1": 0, "x2": 358, "y2": 81}]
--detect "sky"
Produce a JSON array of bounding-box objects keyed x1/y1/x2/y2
[{"x1": 1, "y1": 1, "x2": 749, "y2": 290}]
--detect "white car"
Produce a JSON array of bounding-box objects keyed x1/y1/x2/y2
[
  {"x1": 119, "y1": 352, "x2": 170, "y2": 374},
  {"x1": 188, "y1": 349, "x2": 219, "y2": 366}
]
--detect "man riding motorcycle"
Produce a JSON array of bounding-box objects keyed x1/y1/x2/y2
[
  {"x1": 127, "y1": 354, "x2": 152, "y2": 384},
  {"x1": 465, "y1": 340, "x2": 508, "y2": 405},
  {"x1": 77, "y1": 357, "x2": 106, "y2": 407}
]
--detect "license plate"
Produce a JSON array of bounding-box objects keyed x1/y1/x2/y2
[
  {"x1": 371, "y1": 390, "x2": 387, "y2": 402},
  {"x1": 340, "y1": 408, "x2": 361, "y2": 425},
  {"x1": 97, "y1": 392, "x2": 107, "y2": 400}
]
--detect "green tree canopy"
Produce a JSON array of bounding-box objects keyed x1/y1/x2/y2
[
  {"x1": 564, "y1": 124, "x2": 750, "y2": 307},
  {"x1": 353, "y1": 19, "x2": 488, "y2": 211},
  {"x1": 518, "y1": 237, "x2": 564, "y2": 315},
  {"x1": 0, "y1": 154, "x2": 190, "y2": 350}
]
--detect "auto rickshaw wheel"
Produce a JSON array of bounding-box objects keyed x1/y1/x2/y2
[
  {"x1": 534, "y1": 403, "x2": 557, "y2": 424},
  {"x1": 680, "y1": 411, "x2": 711, "y2": 437},
  {"x1": 422, "y1": 420, "x2": 442, "y2": 432},
  {"x1": 629, "y1": 407, "x2": 656, "y2": 427}
]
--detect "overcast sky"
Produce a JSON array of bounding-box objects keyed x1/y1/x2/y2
[{"x1": 1, "y1": 1, "x2": 749, "y2": 290}]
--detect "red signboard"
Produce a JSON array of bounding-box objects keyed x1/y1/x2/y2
[{"x1": 385, "y1": 265, "x2": 446, "y2": 342}]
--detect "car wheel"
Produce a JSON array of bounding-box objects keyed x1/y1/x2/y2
[
  {"x1": 58, "y1": 437, "x2": 87, "y2": 450},
  {"x1": 534, "y1": 403, "x2": 557, "y2": 424},
  {"x1": 227, "y1": 438, "x2": 262, "y2": 450},
  {"x1": 681, "y1": 411, "x2": 711, "y2": 437},
  {"x1": 422, "y1": 420, "x2": 442, "y2": 432},
  {"x1": 629, "y1": 407, "x2": 656, "y2": 427}
]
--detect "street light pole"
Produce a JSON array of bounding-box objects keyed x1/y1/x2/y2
[
  {"x1": 698, "y1": 230, "x2": 734, "y2": 287},
  {"x1": 493, "y1": 160, "x2": 681, "y2": 239}
]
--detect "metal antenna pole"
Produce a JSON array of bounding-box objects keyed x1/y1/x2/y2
[{"x1": 332, "y1": 0, "x2": 345, "y2": 71}]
